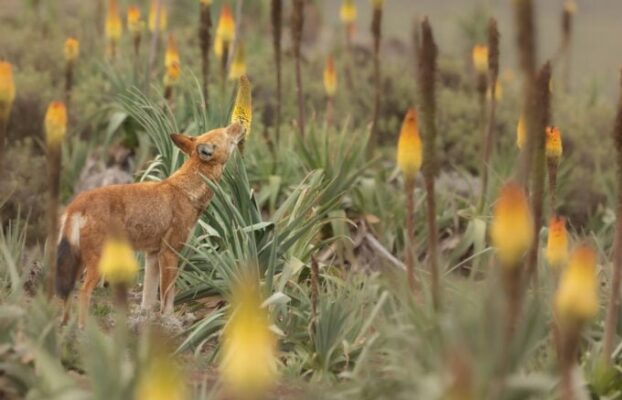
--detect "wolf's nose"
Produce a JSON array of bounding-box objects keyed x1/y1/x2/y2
[{"x1": 197, "y1": 143, "x2": 214, "y2": 160}]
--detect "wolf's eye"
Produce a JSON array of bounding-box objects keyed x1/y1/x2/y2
[{"x1": 197, "y1": 143, "x2": 215, "y2": 161}]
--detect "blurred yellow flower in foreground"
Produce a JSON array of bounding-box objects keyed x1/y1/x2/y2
[
  {"x1": 546, "y1": 216, "x2": 569, "y2": 270},
  {"x1": 231, "y1": 75, "x2": 252, "y2": 137},
  {"x1": 490, "y1": 182, "x2": 534, "y2": 267},
  {"x1": 472, "y1": 44, "x2": 489, "y2": 74},
  {"x1": 136, "y1": 336, "x2": 187, "y2": 400},
  {"x1": 396, "y1": 107, "x2": 422, "y2": 179},
  {"x1": 323, "y1": 56, "x2": 337, "y2": 97},
  {"x1": 64, "y1": 38, "x2": 80, "y2": 62},
  {"x1": 45, "y1": 101, "x2": 67, "y2": 147},
  {"x1": 516, "y1": 114, "x2": 526, "y2": 150},
  {"x1": 127, "y1": 5, "x2": 142, "y2": 35},
  {"x1": 216, "y1": 4, "x2": 236, "y2": 43},
  {"x1": 0, "y1": 61, "x2": 16, "y2": 121},
  {"x1": 555, "y1": 245, "x2": 598, "y2": 325},
  {"x1": 148, "y1": 0, "x2": 168, "y2": 33},
  {"x1": 340, "y1": 0, "x2": 357, "y2": 24},
  {"x1": 229, "y1": 43, "x2": 247, "y2": 80},
  {"x1": 220, "y1": 277, "x2": 277, "y2": 399},
  {"x1": 105, "y1": 0, "x2": 123, "y2": 41},
  {"x1": 165, "y1": 34, "x2": 180, "y2": 69},
  {"x1": 98, "y1": 236, "x2": 138, "y2": 284},
  {"x1": 545, "y1": 126, "x2": 563, "y2": 161}
]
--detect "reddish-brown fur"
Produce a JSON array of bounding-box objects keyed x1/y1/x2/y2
[{"x1": 56, "y1": 123, "x2": 244, "y2": 327}]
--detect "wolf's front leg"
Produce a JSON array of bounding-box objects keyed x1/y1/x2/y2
[
  {"x1": 159, "y1": 249, "x2": 179, "y2": 314},
  {"x1": 141, "y1": 252, "x2": 160, "y2": 310}
]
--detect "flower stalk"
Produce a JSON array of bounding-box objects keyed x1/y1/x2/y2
[
  {"x1": 417, "y1": 18, "x2": 440, "y2": 309},
  {"x1": 340, "y1": 0, "x2": 356, "y2": 91},
  {"x1": 231, "y1": 75, "x2": 252, "y2": 152},
  {"x1": 216, "y1": 4, "x2": 235, "y2": 93},
  {"x1": 63, "y1": 38, "x2": 79, "y2": 109},
  {"x1": 478, "y1": 19, "x2": 500, "y2": 212},
  {"x1": 271, "y1": 0, "x2": 282, "y2": 144},
  {"x1": 44, "y1": 101, "x2": 67, "y2": 298},
  {"x1": 127, "y1": 5, "x2": 142, "y2": 57},
  {"x1": 369, "y1": 0, "x2": 383, "y2": 153},
  {"x1": 291, "y1": 0, "x2": 305, "y2": 138},
  {"x1": 397, "y1": 108, "x2": 423, "y2": 293},
  {"x1": 199, "y1": 0, "x2": 212, "y2": 106},
  {"x1": 545, "y1": 126, "x2": 563, "y2": 212},
  {"x1": 603, "y1": 69, "x2": 622, "y2": 364},
  {"x1": 105, "y1": 0, "x2": 123, "y2": 60},
  {"x1": 525, "y1": 62, "x2": 552, "y2": 284}
]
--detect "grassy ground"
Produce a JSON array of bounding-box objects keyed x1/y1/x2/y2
[{"x1": 2, "y1": 0, "x2": 622, "y2": 399}]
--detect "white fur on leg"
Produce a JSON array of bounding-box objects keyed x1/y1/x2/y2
[
  {"x1": 162, "y1": 285, "x2": 175, "y2": 314},
  {"x1": 141, "y1": 254, "x2": 160, "y2": 310}
]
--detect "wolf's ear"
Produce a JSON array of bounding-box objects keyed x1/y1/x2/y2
[
  {"x1": 170, "y1": 134, "x2": 196, "y2": 155},
  {"x1": 226, "y1": 122, "x2": 246, "y2": 143}
]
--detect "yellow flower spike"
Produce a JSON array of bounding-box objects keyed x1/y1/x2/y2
[
  {"x1": 231, "y1": 75, "x2": 252, "y2": 137},
  {"x1": 64, "y1": 38, "x2": 80, "y2": 63},
  {"x1": 228, "y1": 43, "x2": 247, "y2": 80},
  {"x1": 45, "y1": 101, "x2": 67, "y2": 147},
  {"x1": 148, "y1": 0, "x2": 168, "y2": 33},
  {"x1": 98, "y1": 236, "x2": 139, "y2": 284},
  {"x1": 555, "y1": 245, "x2": 599, "y2": 325},
  {"x1": 0, "y1": 62, "x2": 16, "y2": 121},
  {"x1": 105, "y1": 0, "x2": 123, "y2": 42},
  {"x1": 163, "y1": 62, "x2": 181, "y2": 87},
  {"x1": 127, "y1": 5, "x2": 142, "y2": 35},
  {"x1": 200, "y1": 0, "x2": 212, "y2": 5},
  {"x1": 136, "y1": 338, "x2": 187, "y2": 400},
  {"x1": 545, "y1": 126, "x2": 563, "y2": 161},
  {"x1": 516, "y1": 114, "x2": 526, "y2": 150},
  {"x1": 220, "y1": 276, "x2": 277, "y2": 399},
  {"x1": 396, "y1": 107, "x2": 422, "y2": 179},
  {"x1": 213, "y1": 34, "x2": 223, "y2": 58},
  {"x1": 490, "y1": 182, "x2": 534, "y2": 268},
  {"x1": 340, "y1": 0, "x2": 357, "y2": 24},
  {"x1": 472, "y1": 44, "x2": 489, "y2": 74},
  {"x1": 546, "y1": 216, "x2": 569, "y2": 270},
  {"x1": 165, "y1": 34, "x2": 180, "y2": 69},
  {"x1": 371, "y1": 0, "x2": 384, "y2": 10},
  {"x1": 216, "y1": 4, "x2": 236, "y2": 43},
  {"x1": 323, "y1": 56, "x2": 337, "y2": 98}
]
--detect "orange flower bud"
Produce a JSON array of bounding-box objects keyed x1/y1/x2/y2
[
  {"x1": 0, "y1": 61, "x2": 16, "y2": 121},
  {"x1": 323, "y1": 56, "x2": 337, "y2": 97},
  {"x1": 490, "y1": 183, "x2": 534, "y2": 267},
  {"x1": 163, "y1": 62, "x2": 181, "y2": 87},
  {"x1": 105, "y1": 0, "x2": 123, "y2": 42},
  {"x1": 545, "y1": 126, "x2": 563, "y2": 161},
  {"x1": 396, "y1": 108, "x2": 423, "y2": 179},
  {"x1": 516, "y1": 114, "x2": 526, "y2": 150},
  {"x1": 216, "y1": 4, "x2": 236, "y2": 43},
  {"x1": 340, "y1": 0, "x2": 357, "y2": 24},
  {"x1": 148, "y1": 0, "x2": 168, "y2": 33},
  {"x1": 45, "y1": 101, "x2": 68, "y2": 147},
  {"x1": 472, "y1": 44, "x2": 489, "y2": 74},
  {"x1": 165, "y1": 34, "x2": 180, "y2": 69},
  {"x1": 546, "y1": 216, "x2": 569, "y2": 270},
  {"x1": 555, "y1": 245, "x2": 599, "y2": 325},
  {"x1": 228, "y1": 43, "x2": 247, "y2": 80},
  {"x1": 64, "y1": 38, "x2": 80, "y2": 63},
  {"x1": 127, "y1": 5, "x2": 142, "y2": 36}
]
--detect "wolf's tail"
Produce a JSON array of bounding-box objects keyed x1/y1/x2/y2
[{"x1": 56, "y1": 237, "x2": 80, "y2": 300}]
